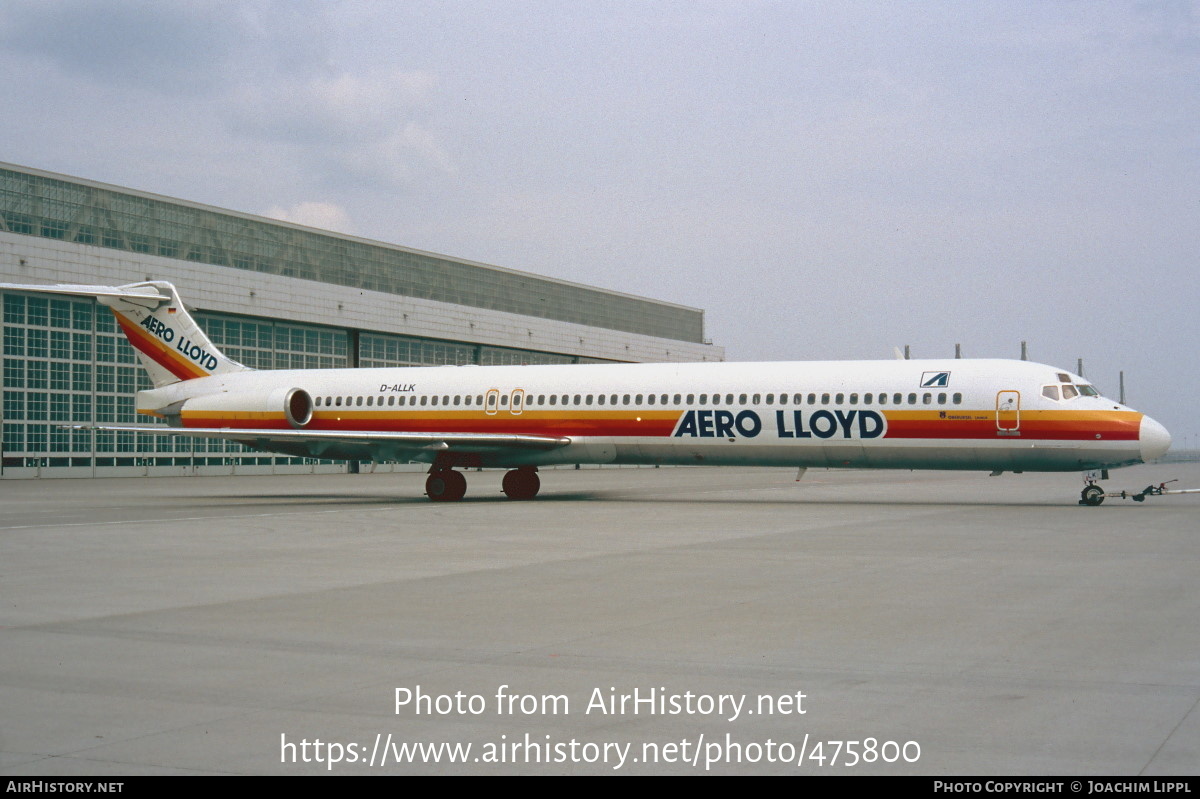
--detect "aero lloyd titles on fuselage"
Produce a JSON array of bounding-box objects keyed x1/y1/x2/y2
[
  {"x1": 138, "y1": 314, "x2": 220, "y2": 371},
  {"x1": 673, "y1": 408, "x2": 887, "y2": 439}
]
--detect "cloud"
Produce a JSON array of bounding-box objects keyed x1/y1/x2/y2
[
  {"x1": 229, "y1": 67, "x2": 454, "y2": 186},
  {"x1": 0, "y1": 0, "x2": 242, "y2": 94}
]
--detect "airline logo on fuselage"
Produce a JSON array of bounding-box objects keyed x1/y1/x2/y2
[
  {"x1": 138, "y1": 314, "x2": 219, "y2": 371},
  {"x1": 673, "y1": 409, "x2": 886, "y2": 439},
  {"x1": 921, "y1": 371, "x2": 950, "y2": 388}
]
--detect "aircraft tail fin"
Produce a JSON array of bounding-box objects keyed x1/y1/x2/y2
[{"x1": 0, "y1": 280, "x2": 248, "y2": 387}]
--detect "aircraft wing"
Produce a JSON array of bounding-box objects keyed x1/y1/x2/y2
[{"x1": 71, "y1": 424, "x2": 570, "y2": 460}]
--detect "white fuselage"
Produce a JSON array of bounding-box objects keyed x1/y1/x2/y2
[{"x1": 138, "y1": 358, "x2": 1170, "y2": 472}]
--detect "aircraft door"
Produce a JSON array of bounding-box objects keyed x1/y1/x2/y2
[
  {"x1": 485, "y1": 388, "x2": 500, "y2": 416},
  {"x1": 996, "y1": 390, "x2": 1020, "y2": 431},
  {"x1": 510, "y1": 388, "x2": 525, "y2": 415}
]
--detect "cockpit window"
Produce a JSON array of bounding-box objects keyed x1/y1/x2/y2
[
  {"x1": 1042, "y1": 385, "x2": 1060, "y2": 401},
  {"x1": 1061, "y1": 385, "x2": 1078, "y2": 400},
  {"x1": 1078, "y1": 384, "x2": 1099, "y2": 397},
  {"x1": 1056, "y1": 373, "x2": 1071, "y2": 382}
]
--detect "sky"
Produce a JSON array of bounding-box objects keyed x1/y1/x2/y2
[{"x1": 2, "y1": 1, "x2": 1197, "y2": 445}]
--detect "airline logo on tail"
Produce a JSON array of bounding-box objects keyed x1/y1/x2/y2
[{"x1": 134, "y1": 313, "x2": 220, "y2": 372}]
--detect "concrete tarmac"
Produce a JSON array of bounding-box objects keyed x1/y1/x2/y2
[{"x1": 1, "y1": 464, "x2": 1198, "y2": 775}]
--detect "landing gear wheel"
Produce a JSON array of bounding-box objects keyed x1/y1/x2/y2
[
  {"x1": 1080, "y1": 485, "x2": 1105, "y2": 506},
  {"x1": 502, "y1": 467, "x2": 540, "y2": 500},
  {"x1": 426, "y1": 469, "x2": 466, "y2": 502}
]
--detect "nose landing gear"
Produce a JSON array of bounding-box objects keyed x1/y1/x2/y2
[{"x1": 1080, "y1": 484, "x2": 1105, "y2": 506}]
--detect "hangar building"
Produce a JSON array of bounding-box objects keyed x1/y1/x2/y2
[{"x1": 0, "y1": 162, "x2": 721, "y2": 478}]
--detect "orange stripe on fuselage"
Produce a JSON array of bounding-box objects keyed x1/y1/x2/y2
[
  {"x1": 180, "y1": 409, "x2": 680, "y2": 437},
  {"x1": 881, "y1": 409, "x2": 1141, "y2": 441},
  {"x1": 175, "y1": 407, "x2": 1142, "y2": 443}
]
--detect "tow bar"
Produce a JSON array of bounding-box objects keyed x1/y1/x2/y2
[{"x1": 1079, "y1": 479, "x2": 1200, "y2": 506}]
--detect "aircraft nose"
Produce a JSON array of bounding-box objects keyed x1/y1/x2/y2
[{"x1": 1140, "y1": 415, "x2": 1171, "y2": 463}]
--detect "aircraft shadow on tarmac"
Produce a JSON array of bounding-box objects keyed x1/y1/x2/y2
[{"x1": 152, "y1": 491, "x2": 1163, "y2": 510}]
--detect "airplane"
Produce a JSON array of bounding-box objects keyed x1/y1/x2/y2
[{"x1": 0, "y1": 280, "x2": 1172, "y2": 504}]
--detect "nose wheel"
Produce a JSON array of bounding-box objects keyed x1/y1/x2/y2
[{"x1": 1079, "y1": 484, "x2": 1105, "y2": 506}]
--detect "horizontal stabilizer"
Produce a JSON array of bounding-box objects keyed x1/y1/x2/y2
[{"x1": 0, "y1": 282, "x2": 169, "y2": 305}]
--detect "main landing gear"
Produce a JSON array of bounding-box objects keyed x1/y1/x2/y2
[
  {"x1": 501, "y1": 467, "x2": 540, "y2": 500},
  {"x1": 424, "y1": 466, "x2": 541, "y2": 502},
  {"x1": 425, "y1": 468, "x2": 466, "y2": 502}
]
